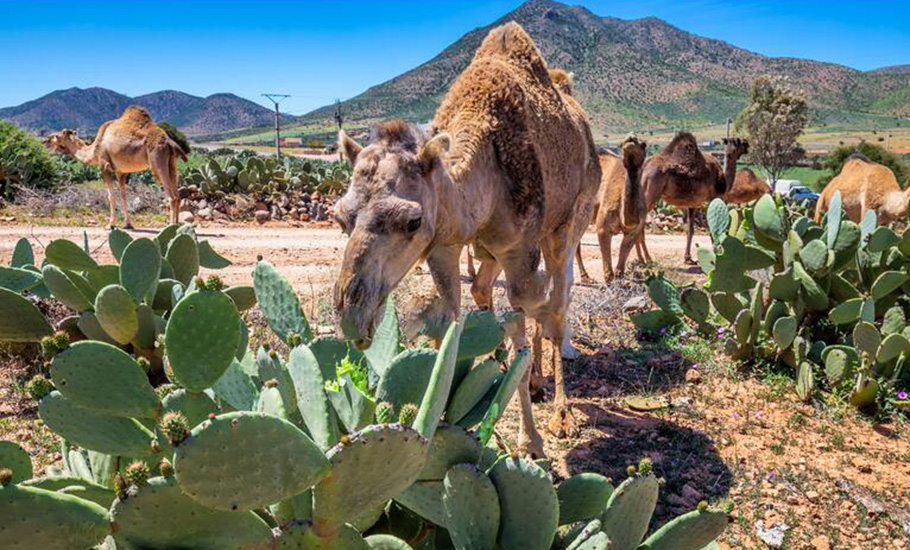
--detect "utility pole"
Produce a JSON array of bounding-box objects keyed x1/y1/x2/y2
[
  {"x1": 262, "y1": 93, "x2": 290, "y2": 159},
  {"x1": 333, "y1": 99, "x2": 344, "y2": 130},
  {"x1": 723, "y1": 117, "x2": 732, "y2": 172}
]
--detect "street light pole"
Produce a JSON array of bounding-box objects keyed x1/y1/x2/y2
[{"x1": 262, "y1": 93, "x2": 290, "y2": 159}]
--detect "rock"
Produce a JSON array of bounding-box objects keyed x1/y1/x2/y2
[
  {"x1": 671, "y1": 396, "x2": 693, "y2": 408},
  {"x1": 254, "y1": 210, "x2": 270, "y2": 225},
  {"x1": 197, "y1": 199, "x2": 208, "y2": 210},
  {"x1": 288, "y1": 208, "x2": 300, "y2": 221},
  {"x1": 685, "y1": 368, "x2": 702, "y2": 384},
  {"x1": 811, "y1": 535, "x2": 831, "y2": 550},
  {"x1": 756, "y1": 520, "x2": 788, "y2": 548},
  {"x1": 681, "y1": 483, "x2": 703, "y2": 504},
  {"x1": 178, "y1": 211, "x2": 195, "y2": 224},
  {"x1": 805, "y1": 490, "x2": 819, "y2": 503},
  {"x1": 197, "y1": 208, "x2": 213, "y2": 220},
  {"x1": 623, "y1": 295, "x2": 650, "y2": 312},
  {"x1": 254, "y1": 201, "x2": 269, "y2": 212}
]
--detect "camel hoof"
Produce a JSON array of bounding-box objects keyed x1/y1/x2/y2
[
  {"x1": 517, "y1": 430, "x2": 546, "y2": 460},
  {"x1": 124, "y1": 222, "x2": 135, "y2": 231},
  {"x1": 579, "y1": 274, "x2": 594, "y2": 285},
  {"x1": 684, "y1": 257, "x2": 698, "y2": 266},
  {"x1": 548, "y1": 406, "x2": 577, "y2": 439},
  {"x1": 529, "y1": 376, "x2": 546, "y2": 403}
]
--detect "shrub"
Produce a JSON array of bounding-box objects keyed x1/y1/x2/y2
[
  {"x1": 0, "y1": 120, "x2": 59, "y2": 197},
  {"x1": 158, "y1": 121, "x2": 191, "y2": 155}
]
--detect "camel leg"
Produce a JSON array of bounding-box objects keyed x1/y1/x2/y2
[
  {"x1": 466, "y1": 248, "x2": 476, "y2": 281},
  {"x1": 685, "y1": 208, "x2": 697, "y2": 265},
  {"x1": 151, "y1": 148, "x2": 180, "y2": 226},
  {"x1": 638, "y1": 228, "x2": 653, "y2": 264},
  {"x1": 575, "y1": 244, "x2": 594, "y2": 284},
  {"x1": 470, "y1": 260, "x2": 502, "y2": 310},
  {"x1": 425, "y1": 244, "x2": 463, "y2": 329},
  {"x1": 596, "y1": 227, "x2": 614, "y2": 281},
  {"x1": 616, "y1": 226, "x2": 642, "y2": 278},
  {"x1": 116, "y1": 173, "x2": 134, "y2": 230},
  {"x1": 101, "y1": 169, "x2": 118, "y2": 229},
  {"x1": 504, "y1": 313, "x2": 545, "y2": 459}
]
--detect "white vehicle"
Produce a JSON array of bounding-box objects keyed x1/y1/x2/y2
[{"x1": 773, "y1": 179, "x2": 803, "y2": 195}]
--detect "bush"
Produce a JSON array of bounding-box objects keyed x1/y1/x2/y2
[
  {"x1": 0, "y1": 120, "x2": 59, "y2": 198},
  {"x1": 55, "y1": 155, "x2": 100, "y2": 184},
  {"x1": 158, "y1": 121, "x2": 191, "y2": 155},
  {"x1": 819, "y1": 141, "x2": 910, "y2": 188}
]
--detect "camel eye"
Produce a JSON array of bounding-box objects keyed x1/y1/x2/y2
[{"x1": 406, "y1": 216, "x2": 422, "y2": 233}]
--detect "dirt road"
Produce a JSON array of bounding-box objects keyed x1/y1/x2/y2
[{"x1": 0, "y1": 224, "x2": 710, "y2": 289}]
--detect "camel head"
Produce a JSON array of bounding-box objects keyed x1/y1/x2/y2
[
  {"x1": 43, "y1": 129, "x2": 83, "y2": 156},
  {"x1": 620, "y1": 135, "x2": 647, "y2": 171},
  {"x1": 333, "y1": 119, "x2": 451, "y2": 348},
  {"x1": 722, "y1": 137, "x2": 749, "y2": 162}
]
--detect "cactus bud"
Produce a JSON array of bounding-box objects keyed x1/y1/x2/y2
[
  {"x1": 194, "y1": 276, "x2": 206, "y2": 290},
  {"x1": 257, "y1": 254, "x2": 263, "y2": 262},
  {"x1": 398, "y1": 403, "x2": 418, "y2": 427},
  {"x1": 340, "y1": 435, "x2": 352, "y2": 446},
  {"x1": 113, "y1": 473, "x2": 128, "y2": 500},
  {"x1": 287, "y1": 332, "x2": 302, "y2": 347},
  {"x1": 155, "y1": 384, "x2": 175, "y2": 400},
  {"x1": 268, "y1": 349, "x2": 278, "y2": 360},
  {"x1": 493, "y1": 346, "x2": 509, "y2": 363},
  {"x1": 136, "y1": 357, "x2": 151, "y2": 372},
  {"x1": 53, "y1": 331, "x2": 70, "y2": 351},
  {"x1": 207, "y1": 413, "x2": 216, "y2": 420},
  {"x1": 658, "y1": 477, "x2": 667, "y2": 487},
  {"x1": 159, "y1": 458, "x2": 174, "y2": 478},
  {"x1": 160, "y1": 411, "x2": 190, "y2": 446},
  {"x1": 205, "y1": 275, "x2": 224, "y2": 292},
  {"x1": 264, "y1": 378, "x2": 279, "y2": 388},
  {"x1": 374, "y1": 402, "x2": 394, "y2": 424},
  {"x1": 627, "y1": 464, "x2": 637, "y2": 477},
  {"x1": 125, "y1": 461, "x2": 151, "y2": 488},
  {"x1": 638, "y1": 458, "x2": 653, "y2": 476},
  {"x1": 0, "y1": 468, "x2": 12, "y2": 487},
  {"x1": 697, "y1": 500, "x2": 709, "y2": 513},
  {"x1": 262, "y1": 343, "x2": 271, "y2": 351},
  {"x1": 40, "y1": 336, "x2": 58, "y2": 360},
  {"x1": 25, "y1": 375, "x2": 54, "y2": 401}
]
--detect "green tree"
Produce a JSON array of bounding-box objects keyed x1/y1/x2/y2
[
  {"x1": 819, "y1": 140, "x2": 909, "y2": 188},
  {"x1": 0, "y1": 120, "x2": 59, "y2": 198},
  {"x1": 735, "y1": 75, "x2": 809, "y2": 184},
  {"x1": 158, "y1": 121, "x2": 191, "y2": 155}
]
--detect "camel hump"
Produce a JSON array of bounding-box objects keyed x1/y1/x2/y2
[
  {"x1": 473, "y1": 22, "x2": 549, "y2": 82},
  {"x1": 660, "y1": 132, "x2": 708, "y2": 178},
  {"x1": 549, "y1": 69, "x2": 573, "y2": 95},
  {"x1": 121, "y1": 105, "x2": 154, "y2": 124}
]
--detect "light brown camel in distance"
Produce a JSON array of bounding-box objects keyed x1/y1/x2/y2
[
  {"x1": 725, "y1": 167, "x2": 771, "y2": 205},
  {"x1": 332, "y1": 23, "x2": 601, "y2": 458},
  {"x1": 815, "y1": 155, "x2": 910, "y2": 225},
  {"x1": 44, "y1": 106, "x2": 186, "y2": 228},
  {"x1": 637, "y1": 135, "x2": 749, "y2": 264},
  {"x1": 575, "y1": 136, "x2": 648, "y2": 282}
]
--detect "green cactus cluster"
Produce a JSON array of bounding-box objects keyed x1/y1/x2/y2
[
  {"x1": 182, "y1": 155, "x2": 351, "y2": 196},
  {"x1": 681, "y1": 191, "x2": 910, "y2": 411}
]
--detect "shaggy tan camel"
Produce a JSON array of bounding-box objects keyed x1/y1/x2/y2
[
  {"x1": 574, "y1": 136, "x2": 648, "y2": 282},
  {"x1": 45, "y1": 106, "x2": 186, "y2": 228},
  {"x1": 725, "y1": 167, "x2": 771, "y2": 205},
  {"x1": 815, "y1": 155, "x2": 910, "y2": 224},
  {"x1": 333, "y1": 23, "x2": 601, "y2": 458},
  {"x1": 637, "y1": 135, "x2": 749, "y2": 264}
]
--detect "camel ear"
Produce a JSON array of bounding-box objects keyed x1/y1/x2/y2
[
  {"x1": 418, "y1": 133, "x2": 451, "y2": 174},
  {"x1": 339, "y1": 130, "x2": 362, "y2": 166}
]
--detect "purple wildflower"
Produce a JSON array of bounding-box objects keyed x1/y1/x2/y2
[{"x1": 898, "y1": 391, "x2": 909, "y2": 400}]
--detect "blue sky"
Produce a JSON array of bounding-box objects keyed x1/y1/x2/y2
[{"x1": 2, "y1": 0, "x2": 908, "y2": 115}]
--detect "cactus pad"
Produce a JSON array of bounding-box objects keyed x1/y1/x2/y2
[
  {"x1": 477, "y1": 348, "x2": 532, "y2": 441},
  {"x1": 175, "y1": 411, "x2": 330, "y2": 511},
  {"x1": 395, "y1": 480, "x2": 448, "y2": 527},
  {"x1": 11, "y1": 237, "x2": 35, "y2": 267},
  {"x1": 42, "y1": 264, "x2": 92, "y2": 311},
  {"x1": 310, "y1": 336, "x2": 363, "y2": 379},
  {"x1": 287, "y1": 344, "x2": 340, "y2": 450},
  {"x1": 278, "y1": 521, "x2": 368, "y2": 550},
  {"x1": 771, "y1": 316, "x2": 797, "y2": 350},
  {"x1": 198, "y1": 239, "x2": 232, "y2": 269},
  {"x1": 376, "y1": 348, "x2": 437, "y2": 411},
  {"x1": 639, "y1": 508, "x2": 728, "y2": 550},
  {"x1": 458, "y1": 310, "x2": 505, "y2": 361},
  {"x1": 600, "y1": 474, "x2": 659, "y2": 550},
  {"x1": 365, "y1": 534, "x2": 414, "y2": 550},
  {"x1": 706, "y1": 198, "x2": 729, "y2": 242},
  {"x1": 94, "y1": 284, "x2": 139, "y2": 345},
  {"x1": 119, "y1": 237, "x2": 162, "y2": 303},
  {"x1": 0, "y1": 288, "x2": 52, "y2": 342},
  {"x1": 165, "y1": 289, "x2": 241, "y2": 391},
  {"x1": 489, "y1": 456, "x2": 559, "y2": 550},
  {"x1": 557, "y1": 473, "x2": 614, "y2": 525},
  {"x1": 45, "y1": 238, "x2": 99, "y2": 271},
  {"x1": 853, "y1": 322, "x2": 881, "y2": 357},
  {"x1": 363, "y1": 298, "x2": 401, "y2": 378},
  {"x1": 446, "y1": 359, "x2": 503, "y2": 424},
  {"x1": 313, "y1": 425, "x2": 428, "y2": 532},
  {"x1": 51, "y1": 341, "x2": 159, "y2": 418},
  {"x1": 224, "y1": 285, "x2": 257, "y2": 311},
  {"x1": 877, "y1": 333, "x2": 910, "y2": 363},
  {"x1": 40, "y1": 391, "x2": 156, "y2": 456},
  {"x1": 646, "y1": 274, "x2": 682, "y2": 314},
  {"x1": 443, "y1": 463, "x2": 500, "y2": 550},
  {"x1": 0, "y1": 440, "x2": 32, "y2": 483},
  {"x1": 21, "y1": 476, "x2": 114, "y2": 508},
  {"x1": 419, "y1": 424, "x2": 481, "y2": 480},
  {"x1": 0, "y1": 484, "x2": 110, "y2": 550},
  {"x1": 162, "y1": 388, "x2": 219, "y2": 428},
  {"x1": 165, "y1": 233, "x2": 200, "y2": 286},
  {"x1": 414, "y1": 320, "x2": 463, "y2": 440},
  {"x1": 111, "y1": 476, "x2": 273, "y2": 550},
  {"x1": 253, "y1": 260, "x2": 313, "y2": 344},
  {"x1": 680, "y1": 287, "x2": 710, "y2": 324},
  {"x1": 109, "y1": 227, "x2": 133, "y2": 261},
  {"x1": 0, "y1": 266, "x2": 42, "y2": 292},
  {"x1": 212, "y1": 357, "x2": 260, "y2": 411},
  {"x1": 871, "y1": 271, "x2": 910, "y2": 300}
]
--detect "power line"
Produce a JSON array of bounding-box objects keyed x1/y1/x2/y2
[{"x1": 262, "y1": 93, "x2": 291, "y2": 159}]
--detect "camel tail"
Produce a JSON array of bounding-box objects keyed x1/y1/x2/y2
[{"x1": 168, "y1": 139, "x2": 188, "y2": 162}]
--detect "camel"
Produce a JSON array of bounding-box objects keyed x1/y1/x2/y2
[
  {"x1": 637, "y1": 135, "x2": 749, "y2": 264},
  {"x1": 574, "y1": 136, "x2": 648, "y2": 282},
  {"x1": 815, "y1": 155, "x2": 910, "y2": 225},
  {"x1": 332, "y1": 23, "x2": 601, "y2": 458},
  {"x1": 44, "y1": 106, "x2": 186, "y2": 228},
  {"x1": 725, "y1": 167, "x2": 771, "y2": 205}
]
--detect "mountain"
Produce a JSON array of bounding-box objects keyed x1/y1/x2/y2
[
  {"x1": 0, "y1": 88, "x2": 286, "y2": 136},
  {"x1": 301, "y1": 0, "x2": 910, "y2": 134},
  {"x1": 875, "y1": 64, "x2": 910, "y2": 75}
]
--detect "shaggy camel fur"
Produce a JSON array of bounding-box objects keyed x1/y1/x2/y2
[
  {"x1": 815, "y1": 155, "x2": 910, "y2": 225},
  {"x1": 575, "y1": 136, "x2": 648, "y2": 282},
  {"x1": 638, "y1": 135, "x2": 748, "y2": 264},
  {"x1": 725, "y1": 168, "x2": 771, "y2": 205},
  {"x1": 45, "y1": 106, "x2": 186, "y2": 228},
  {"x1": 333, "y1": 24, "x2": 601, "y2": 458}
]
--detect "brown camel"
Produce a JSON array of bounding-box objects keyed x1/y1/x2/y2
[
  {"x1": 332, "y1": 23, "x2": 601, "y2": 458},
  {"x1": 637, "y1": 135, "x2": 749, "y2": 264},
  {"x1": 725, "y1": 167, "x2": 771, "y2": 205},
  {"x1": 574, "y1": 136, "x2": 648, "y2": 282},
  {"x1": 44, "y1": 106, "x2": 186, "y2": 228},
  {"x1": 815, "y1": 155, "x2": 910, "y2": 225}
]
